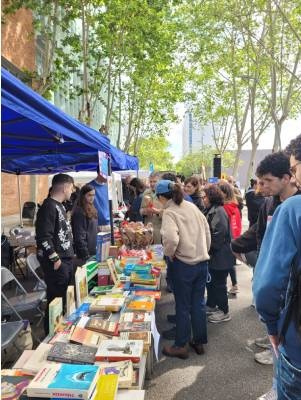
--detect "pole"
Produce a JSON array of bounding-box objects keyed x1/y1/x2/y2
[
  {"x1": 17, "y1": 173, "x2": 23, "y2": 228},
  {"x1": 108, "y1": 157, "x2": 115, "y2": 245}
]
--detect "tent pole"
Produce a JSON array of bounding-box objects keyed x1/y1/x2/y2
[
  {"x1": 17, "y1": 174, "x2": 23, "y2": 228},
  {"x1": 108, "y1": 157, "x2": 115, "y2": 245}
]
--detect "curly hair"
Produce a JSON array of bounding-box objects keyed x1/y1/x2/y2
[
  {"x1": 203, "y1": 185, "x2": 224, "y2": 206},
  {"x1": 285, "y1": 134, "x2": 301, "y2": 162},
  {"x1": 256, "y1": 151, "x2": 290, "y2": 178}
]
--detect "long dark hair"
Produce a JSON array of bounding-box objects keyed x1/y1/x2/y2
[
  {"x1": 203, "y1": 185, "x2": 224, "y2": 206},
  {"x1": 78, "y1": 184, "x2": 98, "y2": 219},
  {"x1": 159, "y1": 183, "x2": 184, "y2": 205}
]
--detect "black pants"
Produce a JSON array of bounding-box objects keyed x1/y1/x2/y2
[
  {"x1": 206, "y1": 268, "x2": 229, "y2": 314},
  {"x1": 229, "y1": 265, "x2": 237, "y2": 286},
  {"x1": 40, "y1": 257, "x2": 74, "y2": 335}
]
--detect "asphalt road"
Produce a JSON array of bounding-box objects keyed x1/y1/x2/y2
[{"x1": 145, "y1": 264, "x2": 272, "y2": 400}]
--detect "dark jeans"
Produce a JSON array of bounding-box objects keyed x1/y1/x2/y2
[
  {"x1": 170, "y1": 258, "x2": 208, "y2": 348},
  {"x1": 229, "y1": 266, "x2": 237, "y2": 286},
  {"x1": 165, "y1": 256, "x2": 174, "y2": 292},
  {"x1": 40, "y1": 257, "x2": 74, "y2": 335},
  {"x1": 277, "y1": 352, "x2": 301, "y2": 400},
  {"x1": 206, "y1": 268, "x2": 229, "y2": 314}
]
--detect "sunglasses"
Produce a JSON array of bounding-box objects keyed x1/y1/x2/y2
[{"x1": 290, "y1": 161, "x2": 301, "y2": 176}]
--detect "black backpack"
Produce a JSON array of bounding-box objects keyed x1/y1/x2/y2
[{"x1": 1, "y1": 234, "x2": 13, "y2": 268}]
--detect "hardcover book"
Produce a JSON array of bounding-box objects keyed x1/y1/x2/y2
[
  {"x1": 47, "y1": 342, "x2": 97, "y2": 365},
  {"x1": 95, "y1": 340, "x2": 144, "y2": 364},
  {"x1": 49, "y1": 297, "x2": 63, "y2": 336},
  {"x1": 93, "y1": 373, "x2": 118, "y2": 400},
  {"x1": 26, "y1": 363, "x2": 100, "y2": 400},
  {"x1": 97, "y1": 361, "x2": 133, "y2": 389},
  {"x1": 69, "y1": 326, "x2": 106, "y2": 347},
  {"x1": 118, "y1": 322, "x2": 151, "y2": 333},
  {"x1": 85, "y1": 318, "x2": 119, "y2": 336}
]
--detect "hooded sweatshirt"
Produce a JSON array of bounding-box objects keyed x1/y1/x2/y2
[{"x1": 223, "y1": 202, "x2": 242, "y2": 239}]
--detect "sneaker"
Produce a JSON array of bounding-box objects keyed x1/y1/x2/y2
[
  {"x1": 255, "y1": 336, "x2": 271, "y2": 349},
  {"x1": 254, "y1": 349, "x2": 273, "y2": 365},
  {"x1": 208, "y1": 310, "x2": 231, "y2": 323},
  {"x1": 228, "y1": 285, "x2": 239, "y2": 294},
  {"x1": 206, "y1": 306, "x2": 217, "y2": 315},
  {"x1": 256, "y1": 388, "x2": 277, "y2": 400}
]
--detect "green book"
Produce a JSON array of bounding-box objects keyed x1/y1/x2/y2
[{"x1": 90, "y1": 285, "x2": 114, "y2": 295}]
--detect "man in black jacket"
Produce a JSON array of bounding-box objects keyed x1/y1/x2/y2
[{"x1": 36, "y1": 173, "x2": 75, "y2": 335}]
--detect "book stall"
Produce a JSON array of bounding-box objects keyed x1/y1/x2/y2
[{"x1": 2, "y1": 221, "x2": 165, "y2": 400}]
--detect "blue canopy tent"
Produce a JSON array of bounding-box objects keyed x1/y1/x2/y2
[{"x1": 1, "y1": 68, "x2": 138, "y2": 225}]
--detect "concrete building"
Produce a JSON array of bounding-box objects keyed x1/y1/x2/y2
[{"x1": 182, "y1": 112, "x2": 214, "y2": 156}]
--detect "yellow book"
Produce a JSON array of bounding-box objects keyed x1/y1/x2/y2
[{"x1": 94, "y1": 374, "x2": 118, "y2": 400}]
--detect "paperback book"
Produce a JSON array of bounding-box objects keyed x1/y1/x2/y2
[
  {"x1": 93, "y1": 374, "x2": 118, "y2": 400},
  {"x1": 119, "y1": 332, "x2": 151, "y2": 352},
  {"x1": 97, "y1": 361, "x2": 133, "y2": 389},
  {"x1": 26, "y1": 363, "x2": 100, "y2": 400},
  {"x1": 90, "y1": 285, "x2": 114, "y2": 296},
  {"x1": 49, "y1": 297, "x2": 63, "y2": 336},
  {"x1": 75, "y1": 265, "x2": 88, "y2": 308},
  {"x1": 119, "y1": 312, "x2": 152, "y2": 323},
  {"x1": 125, "y1": 295, "x2": 155, "y2": 312},
  {"x1": 66, "y1": 285, "x2": 76, "y2": 316},
  {"x1": 47, "y1": 342, "x2": 97, "y2": 365},
  {"x1": 85, "y1": 318, "x2": 119, "y2": 336},
  {"x1": 95, "y1": 340, "x2": 144, "y2": 364},
  {"x1": 118, "y1": 322, "x2": 151, "y2": 333},
  {"x1": 69, "y1": 326, "x2": 106, "y2": 347},
  {"x1": 22, "y1": 343, "x2": 53, "y2": 375},
  {"x1": 89, "y1": 296, "x2": 125, "y2": 313},
  {"x1": 1, "y1": 373, "x2": 33, "y2": 400}
]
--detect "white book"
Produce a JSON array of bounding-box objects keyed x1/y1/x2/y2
[
  {"x1": 26, "y1": 362, "x2": 100, "y2": 400},
  {"x1": 95, "y1": 340, "x2": 144, "y2": 364},
  {"x1": 22, "y1": 343, "x2": 53, "y2": 374},
  {"x1": 13, "y1": 349, "x2": 35, "y2": 370}
]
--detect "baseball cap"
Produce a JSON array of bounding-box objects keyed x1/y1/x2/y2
[{"x1": 155, "y1": 180, "x2": 174, "y2": 195}]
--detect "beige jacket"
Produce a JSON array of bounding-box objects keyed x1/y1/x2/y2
[{"x1": 161, "y1": 199, "x2": 211, "y2": 265}]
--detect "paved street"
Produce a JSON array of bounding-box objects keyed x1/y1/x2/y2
[{"x1": 146, "y1": 264, "x2": 272, "y2": 400}]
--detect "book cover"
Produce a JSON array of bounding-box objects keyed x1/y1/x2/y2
[
  {"x1": 66, "y1": 285, "x2": 76, "y2": 316},
  {"x1": 119, "y1": 332, "x2": 151, "y2": 352},
  {"x1": 49, "y1": 297, "x2": 63, "y2": 336},
  {"x1": 97, "y1": 361, "x2": 133, "y2": 389},
  {"x1": 1, "y1": 374, "x2": 33, "y2": 400},
  {"x1": 70, "y1": 326, "x2": 106, "y2": 347},
  {"x1": 119, "y1": 312, "x2": 152, "y2": 323},
  {"x1": 47, "y1": 342, "x2": 97, "y2": 365},
  {"x1": 89, "y1": 296, "x2": 125, "y2": 313},
  {"x1": 22, "y1": 343, "x2": 53, "y2": 374},
  {"x1": 90, "y1": 285, "x2": 114, "y2": 296},
  {"x1": 125, "y1": 299, "x2": 155, "y2": 312},
  {"x1": 132, "y1": 290, "x2": 161, "y2": 300},
  {"x1": 93, "y1": 374, "x2": 118, "y2": 400},
  {"x1": 118, "y1": 322, "x2": 151, "y2": 333},
  {"x1": 95, "y1": 340, "x2": 144, "y2": 364},
  {"x1": 26, "y1": 363, "x2": 100, "y2": 400},
  {"x1": 12, "y1": 350, "x2": 35, "y2": 370},
  {"x1": 85, "y1": 318, "x2": 119, "y2": 336},
  {"x1": 48, "y1": 330, "x2": 71, "y2": 345},
  {"x1": 75, "y1": 266, "x2": 88, "y2": 308}
]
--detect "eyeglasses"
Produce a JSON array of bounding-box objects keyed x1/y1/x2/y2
[{"x1": 290, "y1": 161, "x2": 301, "y2": 176}]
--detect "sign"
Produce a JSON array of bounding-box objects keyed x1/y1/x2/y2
[
  {"x1": 98, "y1": 151, "x2": 109, "y2": 178},
  {"x1": 208, "y1": 177, "x2": 219, "y2": 184}
]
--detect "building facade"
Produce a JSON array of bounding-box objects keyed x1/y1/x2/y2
[{"x1": 182, "y1": 112, "x2": 214, "y2": 157}]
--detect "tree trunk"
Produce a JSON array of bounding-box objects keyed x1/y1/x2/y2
[
  {"x1": 245, "y1": 141, "x2": 258, "y2": 189},
  {"x1": 116, "y1": 70, "x2": 122, "y2": 149},
  {"x1": 272, "y1": 121, "x2": 282, "y2": 152},
  {"x1": 232, "y1": 141, "x2": 242, "y2": 178}
]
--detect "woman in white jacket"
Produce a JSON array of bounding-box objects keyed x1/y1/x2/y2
[{"x1": 156, "y1": 179, "x2": 211, "y2": 359}]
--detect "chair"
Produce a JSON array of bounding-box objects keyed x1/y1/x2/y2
[
  {"x1": 1, "y1": 267, "x2": 45, "y2": 326},
  {"x1": 22, "y1": 201, "x2": 36, "y2": 225},
  {"x1": 26, "y1": 253, "x2": 47, "y2": 291},
  {"x1": 1, "y1": 321, "x2": 24, "y2": 351}
]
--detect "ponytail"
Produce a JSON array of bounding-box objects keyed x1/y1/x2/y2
[{"x1": 171, "y1": 183, "x2": 184, "y2": 205}]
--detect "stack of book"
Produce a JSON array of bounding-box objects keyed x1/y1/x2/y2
[
  {"x1": 129, "y1": 272, "x2": 160, "y2": 291},
  {"x1": 89, "y1": 294, "x2": 125, "y2": 313},
  {"x1": 95, "y1": 340, "x2": 144, "y2": 364}
]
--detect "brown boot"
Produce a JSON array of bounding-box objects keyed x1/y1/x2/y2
[
  {"x1": 189, "y1": 341, "x2": 205, "y2": 355},
  {"x1": 162, "y1": 345, "x2": 189, "y2": 359}
]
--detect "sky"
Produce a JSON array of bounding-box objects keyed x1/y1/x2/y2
[{"x1": 168, "y1": 104, "x2": 301, "y2": 162}]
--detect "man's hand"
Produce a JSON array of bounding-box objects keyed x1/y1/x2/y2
[
  {"x1": 54, "y1": 259, "x2": 62, "y2": 270},
  {"x1": 269, "y1": 335, "x2": 279, "y2": 358}
]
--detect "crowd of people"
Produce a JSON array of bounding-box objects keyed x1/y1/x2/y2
[{"x1": 35, "y1": 134, "x2": 301, "y2": 400}]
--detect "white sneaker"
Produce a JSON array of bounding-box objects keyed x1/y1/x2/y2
[
  {"x1": 254, "y1": 349, "x2": 273, "y2": 365},
  {"x1": 208, "y1": 310, "x2": 231, "y2": 323},
  {"x1": 256, "y1": 388, "x2": 277, "y2": 400},
  {"x1": 255, "y1": 336, "x2": 271, "y2": 349}
]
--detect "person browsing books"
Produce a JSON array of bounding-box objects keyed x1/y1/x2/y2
[
  {"x1": 36, "y1": 173, "x2": 75, "y2": 335},
  {"x1": 156, "y1": 180, "x2": 211, "y2": 359},
  {"x1": 71, "y1": 184, "x2": 98, "y2": 263}
]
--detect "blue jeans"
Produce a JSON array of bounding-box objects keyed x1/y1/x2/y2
[
  {"x1": 277, "y1": 352, "x2": 301, "y2": 400},
  {"x1": 170, "y1": 258, "x2": 208, "y2": 348}
]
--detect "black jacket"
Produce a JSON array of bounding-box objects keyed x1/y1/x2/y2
[
  {"x1": 204, "y1": 205, "x2": 235, "y2": 270},
  {"x1": 245, "y1": 190, "x2": 265, "y2": 226},
  {"x1": 36, "y1": 198, "x2": 74, "y2": 261},
  {"x1": 71, "y1": 207, "x2": 98, "y2": 260},
  {"x1": 190, "y1": 193, "x2": 204, "y2": 211}
]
